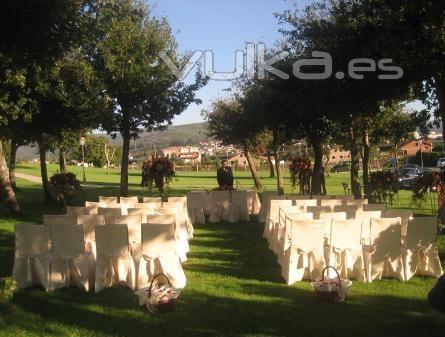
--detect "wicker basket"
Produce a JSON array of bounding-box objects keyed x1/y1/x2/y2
[
  {"x1": 311, "y1": 266, "x2": 351, "y2": 303},
  {"x1": 145, "y1": 273, "x2": 181, "y2": 313}
]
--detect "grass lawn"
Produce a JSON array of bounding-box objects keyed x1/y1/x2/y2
[{"x1": 0, "y1": 164, "x2": 443, "y2": 337}]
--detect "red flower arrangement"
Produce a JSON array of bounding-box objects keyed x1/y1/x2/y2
[
  {"x1": 289, "y1": 158, "x2": 312, "y2": 194},
  {"x1": 141, "y1": 156, "x2": 175, "y2": 193}
]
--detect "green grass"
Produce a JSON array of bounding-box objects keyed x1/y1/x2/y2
[{"x1": 0, "y1": 164, "x2": 444, "y2": 337}]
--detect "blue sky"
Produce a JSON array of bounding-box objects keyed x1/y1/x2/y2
[{"x1": 151, "y1": 0, "x2": 313, "y2": 125}]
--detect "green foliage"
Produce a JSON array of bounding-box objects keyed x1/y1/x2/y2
[
  {"x1": 407, "y1": 152, "x2": 445, "y2": 168},
  {"x1": 72, "y1": 135, "x2": 109, "y2": 168},
  {"x1": 369, "y1": 171, "x2": 398, "y2": 204},
  {"x1": 0, "y1": 277, "x2": 16, "y2": 314}
]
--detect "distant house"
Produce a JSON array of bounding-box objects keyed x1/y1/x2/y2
[
  {"x1": 328, "y1": 148, "x2": 351, "y2": 164},
  {"x1": 159, "y1": 146, "x2": 201, "y2": 163},
  {"x1": 227, "y1": 152, "x2": 264, "y2": 169},
  {"x1": 400, "y1": 138, "x2": 433, "y2": 156}
]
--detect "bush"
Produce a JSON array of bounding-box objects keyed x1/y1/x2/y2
[
  {"x1": 49, "y1": 172, "x2": 81, "y2": 208},
  {"x1": 0, "y1": 277, "x2": 16, "y2": 314},
  {"x1": 407, "y1": 152, "x2": 445, "y2": 167}
]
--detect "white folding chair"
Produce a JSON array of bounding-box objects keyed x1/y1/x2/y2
[
  {"x1": 187, "y1": 192, "x2": 205, "y2": 225},
  {"x1": 50, "y1": 225, "x2": 95, "y2": 291},
  {"x1": 137, "y1": 222, "x2": 186, "y2": 289},
  {"x1": 85, "y1": 201, "x2": 108, "y2": 214},
  {"x1": 403, "y1": 217, "x2": 443, "y2": 280},
  {"x1": 99, "y1": 196, "x2": 118, "y2": 207},
  {"x1": 313, "y1": 195, "x2": 332, "y2": 206},
  {"x1": 127, "y1": 208, "x2": 153, "y2": 223},
  {"x1": 306, "y1": 206, "x2": 332, "y2": 220},
  {"x1": 164, "y1": 201, "x2": 193, "y2": 239},
  {"x1": 319, "y1": 212, "x2": 347, "y2": 238},
  {"x1": 364, "y1": 218, "x2": 404, "y2": 282},
  {"x1": 329, "y1": 219, "x2": 365, "y2": 281},
  {"x1": 333, "y1": 205, "x2": 357, "y2": 219},
  {"x1": 355, "y1": 210, "x2": 382, "y2": 244},
  {"x1": 230, "y1": 191, "x2": 250, "y2": 222},
  {"x1": 43, "y1": 214, "x2": 75, "y2": 248},
  {"x1": 108, "y1": 203, "x2": 130, "y2": 216},
  {"x1": 98, "y1": 207, "x2": 122, "y2": 224},
  {"x1": 95, "y1": 224, "x2": 136, "y2": 292},
  {"x1": 12, "y1": 224, "x2": 50, "y2": 291},
  {"x1": 259, "y1": 191, "x2": 280, "y2": 223},
  {"x1": 282, "y1": 220, "x2": 325, "y2": 285},
  {"x1": 333, "y1": 195, "x2": 355, "y2": 205}
]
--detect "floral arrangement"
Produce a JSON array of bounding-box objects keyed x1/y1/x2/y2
[
  {"x1": 289, "y1": 158, "x2": 312, "y2": 194},
  {"x1": 141, "y1": 156, "x2": 175, "y2": 194},
  {"x1": 49, "y1": 172, "x2": 81, "y2": 208},
  {"x1": 369, "y1": 171, "x2": 398, "y2": 204}
]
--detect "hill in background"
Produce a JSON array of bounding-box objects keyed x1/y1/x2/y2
[{"x1": 16, "y1": 122, "x2": 210, "y2": 161}]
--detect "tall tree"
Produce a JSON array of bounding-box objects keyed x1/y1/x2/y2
[{"x1": 94, "y1": 0, "x2": 206, "y2": 196}]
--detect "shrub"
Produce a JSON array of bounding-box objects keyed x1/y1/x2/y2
[
  {"x1": 49, "y1": 172, "x2": 81, "y2": 208},
  {"x1": 0, "y1": 277, "x2": 16, "y2": 314}
]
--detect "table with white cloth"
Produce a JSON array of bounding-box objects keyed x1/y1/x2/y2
[{"x1": 189, "y1": 190, "x2": 261, "y2": 216}]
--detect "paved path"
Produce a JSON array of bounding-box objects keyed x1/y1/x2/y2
[{"x1": 15, "y1": 172, "x2": 109, "y2": 189}]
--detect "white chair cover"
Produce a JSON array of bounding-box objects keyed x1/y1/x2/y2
[
  {"x1": 364, "y1": 218, "x2": 404, "y2": 282},
  {"x1": 187, "y1": 192, "x2": 206, "y2": 225},
  {"x1": 265, "y1": 199, "x2": 291, "y2": 252},
  {"x1": 127, "y1": 208, "x2": 154, "y2": 223},
  {"x1": 329, "y1": 219, "x2": 365, "y2": 281},
  {"x1": 113, "y1": 215, "x2": 143, "y2": 259},
  {"x1": 99, "y1": 196, "x2": 118, "y2": 207},
  {"x1": 134, "y1": 202, "x2": 157, "y2": 210},
  {"x1": 12, "y1": 224, "x2": 50, "y2": 291},
  {"x1": 43, "y1": 214, "x2": 74, "y2": 226},
  {"x1": 151, "y1": 210, "x2": 188, "y2": 262},
  {"x1": 333, "y1": 205, "x2": 357, "y2": 219},
  {"x1": 209, "y1": 191, "x2": 231, "y2": 223},
  {"x1": 278, "y1": 212, "x2": 313, "y2": 266},
  {"x1": 355, "y1": 211, "x2": 382, "y2": 244},
  {"x1": 363, "y1": 204, "x2": 386, "y2": 212},
  {"x1": 163, "y1": 201, "x2": 194, "y2": 239},
  {"x1": 282, "y1": 220, "x2": 325, "y2": 285},
  {"x1": 313, "y1": 195, "x2": 332, "y2": 205},
  {"x1": 142, "y1": 197, "x2": 163, "y2": 208},
  {"x1": 347, "y1": 199, "x2": 368, "y2": 211},
  {"x1": 403, "y1": 217, "x2": 443, "y2": 280},
  {"x1": 383, "y1": 210, "x2": 413, "y2": 238},
  {"x1": 294, "y1": 199, "x2": 318, "y2": 209},
  {"x1": 287, "y1": 194, "x2": 311, "y2": 202},
  {"x1": 259, "y1": 191, "x2": 280, "y2": 223},
  {"x1": 98, "y1": 207, "x2": 122, "y2": 224},
  {"x1": 119, "y1": 196, "x2": 139, "y2": 207},
  {"x1": 75, "y1": 215, "x2": 105, "y2": 257},
  {"x1": 94, "y1": 224, "x2": 136, "y2": 292},
  {"x1": 50, "y1": 225, "x2": 95, "y2": 291},
  {"x1": 137, "y1": 222, "x2": 186, "y2": 289},
  {"x1": 66, "y1": 206, "x2": 89, "y2": 217},
  {"x1": 333, "y1": 195, "x2": 355, "y2": 205},
  {"x1": 319, "y1": 212, "x2": 347, "y2": 238},
  {"x1": 229, "y1": 191, "x2": 250, "y2": 223},
  {"x1": 320, "y1": 199, "x2": 343, "y2": 208},
  {"x1": 85, "y1": 201, "x2": 108, "y2": 214},
  {"x1": 246, "y1": 190, "x2": 261, "y2": 215},
  {"x1": 306, "y1": 206, "x2": 332, "y2": 220}
]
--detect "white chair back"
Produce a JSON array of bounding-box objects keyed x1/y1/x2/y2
[
  {"x1": 369, "y1": 217, "x2": 402, "y2": 248},
  {"x1": 99, "y1": 196, "x2": 118, "y2": 206},
  {"x1": 306, "y1": 206, "x2": 331, "y2": 219},
  {"x1": 383, "y1": 210, "x2": 413, "y2": 237},
  {"x1": 406, "y1": 217, "x2": 437, "y2": 249},
  {"x1": 142, "y1": 197, "x2": 163, "y2": 207},
  {"x1": 66, "y1": 206, "x2": 89, "y2": 216},
  {"x1": 85, "y1": 201, "x2": 108, "y2": 214},
  {"x1": 294, "y1": 199, "x2": 317, "y2": 208},
  {"x1": 269, "y1": 200, "x2": 292, "y2": 222},
  {"x1": 98, "y1": 207, "x2": 122, "y2": 224},
  {"x1": 330, "y1": 219, "x2": 363, "y2": 249},
  {"x1": 14, "y1": 224, "x2": 48, "y2": 257},
  {"x1": 333, "y1": 205, "x2": 357, "y2": 219},
  {"x1": 147, "y1": 214, "x2": 176, "y2": 225},
  {"x1": 363, "y1": 204, "x2": 386, "y2": 212},
  {"x1": 113, "y1": 215, "x2": 143, "y2": 245},
  {"x1": 127, "y1": 208, "x2": 154, "y2": 223},
  {"x1": 95, "y1": 224, "x2": 130, "y2": 257},
  {"x1": 141, "y1": 222, "x2": 176, "y2": 256},
  {"x1": 320, "y1": 199, "x2": 343, "y2": 208},
  {"x1": 347, "y1": 199, "x2": 368, "y2": 211},
  {"x1": 76, "y1": 214, "x2": 105, "y2": 243},
  {"x1": 51, "y1": 225, "x2": 85, "y2": 259},
  {"x1": 333, "y1": 195, "x2": 355, "y2": 205},
  {"x1": 355, "y1": 210, "x2": 382, "y2": 242},
  {"x1": 319, "y1": 212, "x2": 347, "y2": 237},
  {"x1": 43, "y1": 214, "x2": 73, "y2": 226},
  {"x1": 290, "y1": 220, "x2": 324, "y2": 250},
  {"x1": 120, "y1": 196, "x2": 139, "y2": 206}
]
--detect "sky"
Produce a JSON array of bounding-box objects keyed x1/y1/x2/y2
[
  {"x1": 151, "y1": 0, "x2": 425, "y2": 125},
  {"x1": 151, "y1": 0, "x2": 313, "y2": 125}
]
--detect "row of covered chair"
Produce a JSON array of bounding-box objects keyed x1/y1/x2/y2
[
  {"x1": 12, "y1": 213, "x2": 186, "y2": 293},
  {"x1": 263, "y1": 198, "x2": 443, "y2": 284}
]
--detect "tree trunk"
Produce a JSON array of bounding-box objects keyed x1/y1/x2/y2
[
  {"x1": 243, "y1": 143, "x2": 262, "y2": 189},
  {"x1": 272, "y1": 130, "x2": 284, "y2": 195},
  {"x1": 350, "y1": 119, "x2": 361, "y2": 199},
  {"x1": 310, "y1": 137, "x2": 325, "y2": 195},
  {"x1": 9, "y1": 139, "x2": 18, "y2": 189},
  {"x1": 38, "y1": 139, "x2": 51, "y2": 203},
  {"x1": 435, "y1": 75, "x2": 445, "y2": 151},
  {"x1": 120, "y1": 127, "x2": 130, "y2": 197},
  {"x1": 362, "y1": 122, "x2": 371, "y2": 198},
  {"x1": 59, "y1": 143, "x2": 67, "y2": 173},
  {"x1": 0, "y1": 142, "x2": 20, "y2": 212},
  {"x1": 267, "y1": 153, "x2": 275, "y2": 178}
]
